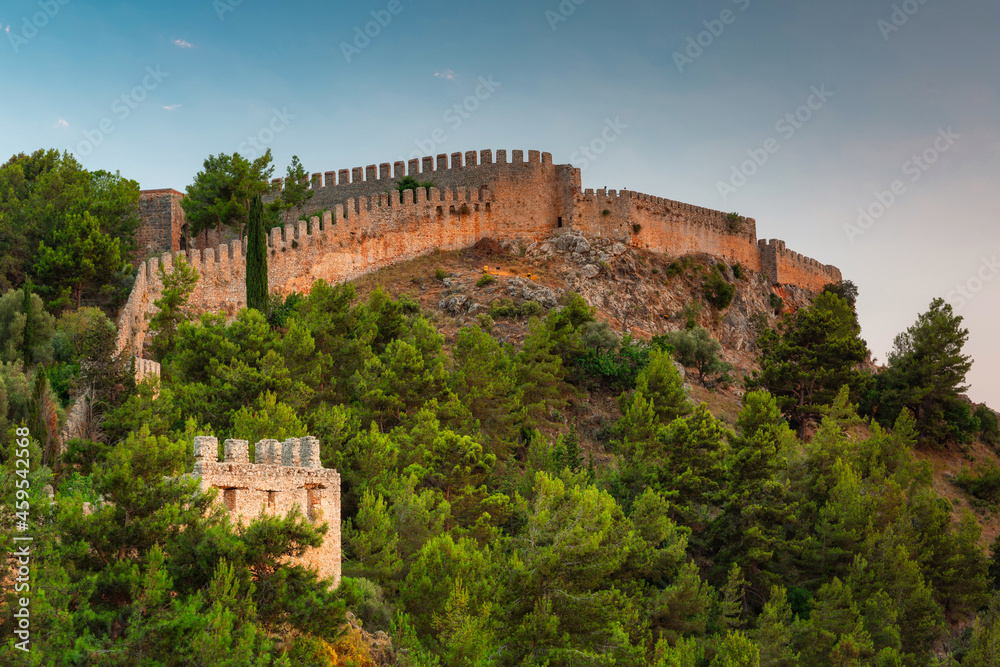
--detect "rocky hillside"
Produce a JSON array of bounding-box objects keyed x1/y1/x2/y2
[{"x1": 353, "y1": 228, "x2": 817, "y2": 382}]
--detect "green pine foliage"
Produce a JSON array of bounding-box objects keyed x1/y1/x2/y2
[
  {"x1": 747, "y1": 291, "x2": 870, "y2": 436},
  {"x1": 7, "y1": 262, "x2": 998, "y2": 665}
]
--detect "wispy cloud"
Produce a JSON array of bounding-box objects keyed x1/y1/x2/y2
[
  {"x1": 173, "y1": 39, "x2": 193, "y2": 48},
  {"x1": 162, "y1": 104, "x2": 181, "y2": 111},
  {"x1": 434, "y1": 69, "x2": 457, "y2": 82},
  {"x1": 2, "y1": 24, "x2": 9, "y2": 34},
  {"x1": 54, "y1": 118, "x2": 68, "y2": 128}
]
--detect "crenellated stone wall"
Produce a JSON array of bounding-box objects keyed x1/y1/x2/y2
[
  {"x1": 192, "y1": 435, "x2": 341, "y2": 586},
  {"x1": 123, "y1": 148, "x2": 842, "y2": 356}
]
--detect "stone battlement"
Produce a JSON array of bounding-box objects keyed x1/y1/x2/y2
[
  {"x1": 125, "y1": 148, "x2": 842, "y2": 357},
  {"x1": 192, "y1": 435, "x2": 341, "y2": 585}
]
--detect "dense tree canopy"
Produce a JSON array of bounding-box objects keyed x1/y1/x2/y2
[{"x1": 0, "y1": 149, "x2": 139, "y2": 304}]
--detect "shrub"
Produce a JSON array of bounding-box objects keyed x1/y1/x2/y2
[
  {"x1": 520, "y1": 300, "x2": 545, "y2": 318},
  {"x1": 600, "y1": 260, "x2": 611, "y2": 274},
  {"x1": 726, "y1": 212, "x2": 744, "y2": 234},
  {"x1": 489, "y1": 298, "x2": 518, "y2": 319},
  {"x1": 956, "y1": 461, "x2": 1000, "y2": 506},
  {"x1": 340, "y1": 577, "x2": 394, "y2": 632},
  {"x1": 680, "y1": 301, "x2": 701, "y2": 329},
  {"x1": 575, "y1": 332, "x2": 651, "y2": 391},
  {"x1": 651, "y1": 268, "x2": 659, "y2": 275},
  {"x1": 267, "y1": 291, "x2": 304, "y2": 329},
  {"x1": 666, "y1": 261, "x2": 683, "y2": 278},
  {"x1": 821, "y1": 279, "x2": 859, "y2": 306},
  {"x1": 976, "y1": 405, "x2": 1000, "y2": 446},
  {"x1": 602, "y1": 209, "x2": 611, "y2": 216},
  {"x1": 396, "y1": 175, "x2": 434, "y2": 197},
  {"x1": 434, "y1": 268, "x2": 448, "y2": 281},
  {"x1": 632, "y1": 224, "x2": 642, "y2": 234},
  {"x1": 476, "y1": 272, "x2": 496, "y2": 288},
  {"x1": 398, "y1": 293, "x2": 420, "y2": 314},
  {"x1": 732, "y1": 262, "x2": 744, "y2": 280},
  {"x1": 663, "y1": 326, "x2": 732, "y2": 384},
  {"x1": 703, "y1": 270, "x2": 735, "y2": 310},
  {"x1": 945, "y1": 399, "x2": 981, "y2": 445},
  {"x1": 475, "y1": 313, "x2": 495, "y2": 332},
  {"x1": 769, "y1": 293, "x2": 784, "y2": 313}
]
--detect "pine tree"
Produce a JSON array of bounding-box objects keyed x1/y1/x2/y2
[
  {"x1": 21, "y1": 280, "x2": 33, "y2": 366},
  {"x1": 746, "y1": 292, "x2": 870, "y2": 436},
  {"x1": 246, "y1": 193, "x2": 268, "y2": 314},
  {"x1": 879, "y1": 297, "x2": 974, "y2": 445}
]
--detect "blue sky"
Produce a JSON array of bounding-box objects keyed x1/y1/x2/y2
[{"x1": 2, "y1": 0, "x2": 999, "y2": 407}]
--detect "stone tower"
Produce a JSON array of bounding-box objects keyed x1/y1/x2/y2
[{"x1": 191, "y1": 435, "x2": 342, "y2": 586}]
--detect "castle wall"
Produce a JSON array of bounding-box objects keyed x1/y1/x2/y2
[
  {"x1": 120, "y1": 148, "x2": 844, "y2": 359},
  {"x1": 573, "y1": 190, "x2": 763, "y2": 271},
  {"x1": 758, "y1": 239, "x2": 842, "y2": 291},
  {"x1": 192, "y1": 435, "x2": 341, "y2": 585},
  {"x1": 279, "y1": 149, "x2": 567, "y2": 239}
]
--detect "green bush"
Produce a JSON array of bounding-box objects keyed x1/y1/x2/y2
[
  {"x1": 666, "y1": 261, "x2": 683, "y2": 278},
  {"x1": 340, "y1": 577, "x2": 394, "y2": 632},
  {"x1": 602, "y1": 209, "x2": 611, "y2": 216},
  {"x1": 662, "y1": 326, "x2": 731, "y2": 384},
  {"x1": 476, "y1": 272, "x2": 496, "y2": 288},
  {"x1": 398, "y1": 293, "x2": 420, "y2": 315},
  {"x1": 726, "y1": 212, "x2": 744, "y2": 234},
  {"x1": 520, "y1": 300, "x2": 544, "y2": 318},
  {"x1": 703, "y1": 270, "x2": 735, "y2": 310},
  {"x1": 434, "y1": 268, "x2": 448, "y2": 281},
  {"x1": 976, "y1": 405, "x2": 1000, "y2": 446},
  {"x1": 396, "y1": 175, "x2": 434, "y2": 197},
  {"x1": 945, "y1": 399, "x2": 981, "y2": 445},
  {"x1": 489, "y1": 298, "x2": 518, "y2": 319},
  {"x1": 267, "y1": 291, "x2": 304, "y2": 329},
  {"x1": 680, "y1": 301, "x2": 701, "y2": 329},
  {"x1": 769, "y1": 293, "x2": 784, "y2": 313},
  {"x1": 632, "y1": 224, "x2": 642, "y2": 234},
  {"x1": 732, "y1": 263, "x2": 744, "y2": 280},
  {"x1": 475, "y1": 313, "x2": 495, "y2": 332},
  {"x1": 575, "y1": 333, "x2": 651, "y2": 391},
  {"x1": 956, "y1": 461, "x2": 1000, "y2": 505}
]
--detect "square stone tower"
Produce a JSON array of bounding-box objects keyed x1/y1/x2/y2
[
  {"x1": 192, "y1": 435, "x2": 341, "y2": 586},
  {"x1": 137, "y1": 189, "x2": 187, "y2": 255}
]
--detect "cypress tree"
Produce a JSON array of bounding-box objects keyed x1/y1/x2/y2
[{"x1": 246, "y1": 193, "x2": 268, "y2": 313}]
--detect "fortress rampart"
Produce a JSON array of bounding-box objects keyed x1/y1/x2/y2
[
  {"x1": 192, "y1": 434, "x2": 341, "y2": 585},
  {"x1": 124, "y1": 148, "x2": 841, "y2": 355}
]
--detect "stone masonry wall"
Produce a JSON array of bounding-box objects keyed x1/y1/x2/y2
[
  {"x1": 121, "y1": 148, "x2": 842, "y2": 356},
  {"x1": 137, "y1": 189, "x2": 185, "y2": 255},
  {"x1": 192, "y1": 435, "x2": 341, "y2": 586}
]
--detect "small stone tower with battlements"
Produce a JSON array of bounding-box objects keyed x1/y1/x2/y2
[{"x1": 192, "y1": 435, "x2": 341, "y2": 586}]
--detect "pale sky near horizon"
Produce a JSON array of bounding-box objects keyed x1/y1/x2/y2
[{"x1": 1, "y1": 0, "x2": 998, "y2": 408}]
